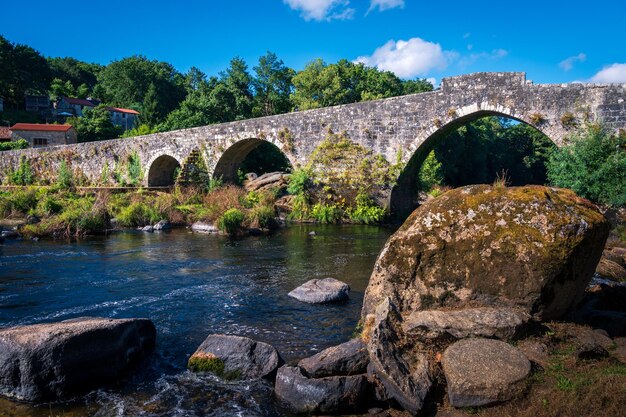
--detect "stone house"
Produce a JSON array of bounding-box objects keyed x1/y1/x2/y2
[
  {"x1": 108, "y1": 107, "x2": 139, "y2": 131},
  {"x1": 10, "y1": 124, "x2": 77, "y2": 147},
  {"x1": 54, "y1": 96, "x2": 101, "y2": 117}
]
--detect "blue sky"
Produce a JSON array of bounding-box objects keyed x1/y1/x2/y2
[{"x1": 2, "y1": 0, "x2": 626, "y2": 84}]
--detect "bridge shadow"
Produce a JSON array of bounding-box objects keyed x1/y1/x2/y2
[{"x1": 214, "y1": 138, "x2": 292, "y2": 183}]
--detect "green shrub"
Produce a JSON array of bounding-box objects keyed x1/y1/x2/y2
[
  {"x1": 311, "y1": 203, "x2": 342, "y2": 224},
  {"x1": 0, "y1": 196, "x2": 12, "y2": 217},
  {"x1": 242, "y1": 190, "x2": 261, "y2": 208},
  {"x1": 348, "y1": 193, "x2": 386, "y2": 224},
  {"x1": 38, "y1": 196, "x2": 63, "y2": 215},
  {"x1": 127, "y1": 151, "x2": 143, "y2": 186},
  {"x1": 216, "y1": 208, "x2": 245, "y2": 235},
  {"x1": 57, "y1": 161, "x2": 74, "y2": 189},
  {"x1": 287, "y1": 168, "x2": 313, "y2": 195},
  {"x1": 7, "y1": 156, "x2": 34, "y2": 185},
  {"x1": 9, "y1": 188, "x2": 37, "y2": 213},
  {"x1": 0, "y1": 139, "x2": 28, "y2": 152},
  {"x1": 288, "y1": 193, "x2": 311, "y2": 221},
  {"x1": 116, "y1": 202, "x2": 158, "y2": 227},
  {"x1": 248, "y1": 205, "x2": 278, "y2": 230},
  {"x1": 547, "y1": 124, "x2": 626, "y2": 206}
]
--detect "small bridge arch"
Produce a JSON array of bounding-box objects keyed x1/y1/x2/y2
[
  {"x1": 146, "y1": 153, "x2": 183, "y2": 187},
  {"x1": 211, "y1": 137, "x2": 294, "y2": 182},
  {"x1": 390, "y1": 104, "x2": 556, "y2": 220}
]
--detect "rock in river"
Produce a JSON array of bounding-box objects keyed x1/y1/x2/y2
[
  {"x1": 188, "y1": 334, "x2": 282, "y2": 380},
  {"x1": 298, "y1": 338, "x2": 369, "y2": 377},
  {"x1": 275, "y1": 365, "x2": 370, "y2": 414},
  {"x1": 0, "y1": 317, "x2": 156, "y2": 403},
  {"x1": 288, "y1": 278, "x2": 350, "y2": 304}
]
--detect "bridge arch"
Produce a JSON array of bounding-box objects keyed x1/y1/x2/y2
[
  {"x1": 146, "y1": 154, "x2": 182, "y2": 187},
  {"x1": 390, "y1": 105, "x2": 556, "y2": 221},
  {"x1": 212, "y1": 138, "x2": 294, "y2": 183}
]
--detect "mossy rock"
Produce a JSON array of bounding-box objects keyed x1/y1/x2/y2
[
  {"x1": 187, "y1": 334, "x2": 283, "y2": 380},
  {"x1": 362, "y1": 185, "x2": 610, "y2": 322}
]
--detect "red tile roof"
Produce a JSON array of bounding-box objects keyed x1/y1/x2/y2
[
  {"x1": 10, "y1": 123, "x2": 74, "y2": 132},
  {"x1": 63, "y1": 96, "x2": 99, "y2": 107},
  {"x1": 0, "y1": 126, "x2": 11, "y2": 140},
  {"x1": 107, "y1": 107, "x2": 140, "y2": 115}
]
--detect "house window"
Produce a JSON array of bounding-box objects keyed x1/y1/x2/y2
[
  {"x1": 122, "y1": 113, "x2": 126, "y2": 118},
  {"x1": 33, "y1": 138, "x2": 48, "y2": 147}
]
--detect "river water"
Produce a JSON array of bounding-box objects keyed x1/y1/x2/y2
[{"x1": 0, "y1": 225, "x2": 392, "y2": 417}]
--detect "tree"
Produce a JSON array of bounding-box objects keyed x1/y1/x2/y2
[
  {"x1": 0, "y1": 35, "x2": 50, "y2": 108},
  {"x1": 402, "y1": 79, "x2": 434, "y2": 95},
  {"x1": 222, "y1": 57, "x2": 253, "y2": 120},
  {"x1": 252, "y1": 52, "x2": 295, "y2": 116},
  {"x1": 142, "y1": 83, "x2": 160, "y2": 127},
  {"x1": 68, "y1": 105, "x2": 121, "y2": 142},
  {"x1": 47, "y1": 56, "x2": 102, "y2": 95},
  {"x1": 94, "y1": 55, "x2": 186, "y2": 124},
  {"x1": 49, "y1": 78, "x2": 75, "y2": 99},
  {"x1": 548, "y1": 124, "x2": 626, "y2": 206}
]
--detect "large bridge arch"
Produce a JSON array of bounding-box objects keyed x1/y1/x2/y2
[
  {"x1": 146, "y1": 153, "x2": 183, "y2": 187},
  {"x1": 389, "y1": 105, "x2": 557, "y2": 220},
  {"x1": 211, "y1": 138, "x2": 295, "y2": 183}
]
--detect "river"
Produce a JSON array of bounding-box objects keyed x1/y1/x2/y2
[{"x1": 0, "y1": 224, "x2": 392, "y2": 416}]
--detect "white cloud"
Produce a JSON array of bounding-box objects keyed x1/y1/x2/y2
[
  {"x1": 559, "y1": 53, "x2": 586, "y2": 71},
  {"x1": 283, "y1": 0, "x2": 354, "y2": 21},
  {"x1": 368, "y1": 0, "x2": 404, "y2": 13},
  {"x1": 590, "y1": 63, "x2": 626, "y2": 83},
  {"x1": 355, "y1": 37, "x2": 452, "y2": 79}
]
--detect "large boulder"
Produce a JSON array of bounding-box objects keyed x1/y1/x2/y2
[
  {"x1": 363, "y1": 185, "x2": 610, "y2": 322},
  {"x1": 360, "y1": 185, "x2": 609, "y2": 414},
  {"x1": 0, "y1": 317, "x2": 156, "y2": 403},
  {"x1": 187, "y1": 334, "x2": 282, "y2": 380},
  {"x1": 442, "y1": 338, "x2": 531, "y2": 407},
  {"x1": 288, "y1": 278, "x2": 350, "y2": 304},
  {"x1": 275, "y1": 365, "x2": 370, "y2": 414}
]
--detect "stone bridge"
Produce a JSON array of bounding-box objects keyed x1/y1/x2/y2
[{"x1": 1, "y1": 72, "x2": 625, "y2": 218}]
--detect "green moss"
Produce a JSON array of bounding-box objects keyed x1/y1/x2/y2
[{"x1": 188, "y1": 353, "x2": 225, "y2": 375}]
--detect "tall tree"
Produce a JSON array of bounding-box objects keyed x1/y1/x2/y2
[
  {"x1": 221, "y1": 57, "x2": 253, "y2": 120},
  {"x1": 252, "y1": 52, "x2": 295, "y2": 117},
  {"x1": 94, "y1": 55, "x2": 186, "y2": 124}
]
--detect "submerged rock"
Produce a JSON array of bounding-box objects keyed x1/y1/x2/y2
[
  {"x1": 275, "y1": 365, "x2": 370, "y2": 414},
  {"x1": 153, "y1": 220, "x2": 171, "y2": 231},
  {"x1": 190, "y1": 221, "x2": 218, "y2": 233},
  {"x1": 188, "y1": 334, "x2": 282, "y2": 380},
  {"x1": 141, "y1": 225, "x2": 154, "y2": 232},
  {"x1": 288, "y1": 278, "x2": 350, "y2": 304},
  {"x1": 442, "y1": 338, "x2": 530, "y2": 407},
  {"x1": 0, "y1": 317, "x2": 156, "y2": 403},
  {"x1": 298, "y1": 338, "x2": 368, "y2": 378}
]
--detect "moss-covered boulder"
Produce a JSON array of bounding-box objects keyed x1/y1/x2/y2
[
  {"x1": 359, "y1": 185, "x2": 609, "y2": 414},
  {"x1": 363, "y1": 185, "x2": 610, "y2": 322}
]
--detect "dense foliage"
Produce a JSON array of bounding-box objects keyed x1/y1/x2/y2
[{"x1": 547, "y1": 124, "x2": 626, "y2": 206}]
